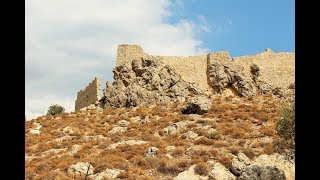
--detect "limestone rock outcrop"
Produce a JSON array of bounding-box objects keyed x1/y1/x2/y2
[
  {"x1": 101, "y1": 58, "x2": 203, "y2": 108},
  {"x1": 238, "y1": 165, "x2": 286, "y2": 180},
  {"x1": 67, "y1": 162, "x2": 93, "y2": 178},
  {"x1": 182, "y1": 95, "x2": 212, "y2": 115},
  {"x1": 207, "y1": 59, "x2": 256, "y2": 97}
]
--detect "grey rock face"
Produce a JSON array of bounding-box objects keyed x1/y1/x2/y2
[
  {"x1": 237, "y1": 165, "x2": 286, "y2": 180},
  {"x1": 207, "y1": 59, "x2": 256, "y2": 97},
  {"x1": 101, "y1": 58, "x2": 203, "y2": 108},
  {"x1": 182, "y1": 96, "x2": 212, "y2": 115},
  {"x1": 258, "y1": 83, "x2": 273, "y2": 94},
  {"x1": 250, "y1": 64, "x2": 260, "y2": 81},
  {"x1": 230, "y1": 153, "x2": 251, "y2": 176}
]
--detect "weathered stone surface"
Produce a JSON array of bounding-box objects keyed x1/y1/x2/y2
[
  {"x1": 67, "y1": 144, "x2": 81, "y2": 156},
  {"x1": 230, "y1": 153, "x2": 251, "y2": 176},
  {"x1": 81, "y1": 135, "x2": 107, "y2": 141},
  {"x1": 251, "y1": 154, "x2": 295, "y2": 180},
  {"x1": 163, "y1": 121, "x2": 189, "y2": 134},
  {"x1": 258, "y1": 83, "x2": 273, "y2": 94},
  {"x1": 108, "y1": 126, "x2": 128, "y2": 134},
  {"x1": 174, "y1": 164, "x2": 207, "y2": 180},
  {"x1": 207, "y1": 58, "x2": 256, "y2": 97},
  {"x1": 209, "y1": 161, "x2": 236, "y2": 180},
  {"x1": 86, "y1": 104, "x2": 96, "y2": 110},
  {"x1": 75, "y1": 77, "x2": 100, "y2": 111},
  {"x1": 101, "y1": 58, "x2": 202, "y2": 108},
  {"x1": 250, "y1": 64, "x2": 260, "y2": 81},
  {"x1": 68, "y1": 162, "x2": 93, "y2": 178},
  {"x1": 75, "y1": 44, "x2": 294, "y2": 109},
  {"x1": 145, "y1": 147, "x2": 159, "y2": 157},
  {"x1": 238, "y1": 165, "x2": 286, "y2": 180},
  {"x1": 272, "y1": 87, "x2": 284, "y2": 98},
  {"x1": 107, "y1": 140, "x2": 146, "y2": 149},
  {"x1": 184, "y1": 131, "x2": 199, "y2": 140},
  {"x1": 54, "y1": 135, "x2": 76, "y2": 142},
  {"x1": 89, "y1": 169, "x2": 122, "y2": 180},
  {"x1": 182, "y1": 96, "x2": 212, "y2": 115},
  {"x1": 62, "y1": 126, "x2": 74, "y2": 134},
  {"x1": 117, "y1": 120, "x2": 129, "y2": 127}
]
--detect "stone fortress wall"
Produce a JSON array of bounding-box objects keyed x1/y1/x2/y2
[
  {"x1": 116, "y1": 44, "x2": 295, "y2": 92},
  {"x1": 75, "y1": 44, "x2": 294, "y2": 110},
  {"x1": 233, "y1": 48, "x2": 295, "y2": 90},
  {"x1": 116, "y1": 44, "x2": 209, "y2": 91},
  {"x1": 75, "y1": 77, "x2": 101, "y2": 111}
]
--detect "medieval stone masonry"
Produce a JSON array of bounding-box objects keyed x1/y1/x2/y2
[
  {"x1": 75, "y1": 44, "x2": 295, "y2": 110},
  {"x1": 75, "y1": 77, "x2": 101, "y2": 111}
]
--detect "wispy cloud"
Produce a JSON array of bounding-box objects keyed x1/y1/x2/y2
[
  {"x1": 197, "y1": 15, "x2": 211, "y2": 33},
  {"x1": 25, "y1": 0, "x2": 210, "y2": 120},
  {"x1": 211, "y1": 16, "x2": 233, "y2": 33}
]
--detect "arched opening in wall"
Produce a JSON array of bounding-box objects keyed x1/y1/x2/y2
[{"x1": 86, "y1": 95, "x2": 89, "y2": 103}]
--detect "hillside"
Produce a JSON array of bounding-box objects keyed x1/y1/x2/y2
[{"x1": 25, "y1": 94, "x2": 294, "y2": 180}]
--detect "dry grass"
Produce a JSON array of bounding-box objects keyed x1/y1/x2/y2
[
  {"x1": 194, "y1": 137, "x2": 216, "y2": 146},
  {"x1": 157, "y1": 161, "x2": 184, "y2": 176},
  {"x1": 171, "y1": 147, "x2": 185, "y2": 158},
  {"x1": 217, "y1": 155, "x2": 233, "y2": 169},
  {"x1": 194, "y1": 163, "x2": 210, "y2": 176},
  {"x1": 25, "y1": 94, "x2": 283, "y2": 179}
]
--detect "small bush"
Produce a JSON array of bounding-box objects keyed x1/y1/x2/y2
[
  {"x1": 270, "y1": 102, "x2": 295, "y2": 154},
  {"x1": 194, "y1": 163, "x2": 209, "y2": 176},
  {"x1": 276, "y1": 103, "x2": 295, "y2": 141},
  {"x1": 157, "y1": 161, "x2": 183, "y2": 175},
  {"x1": 47, "y1": 104, "x2": 65, "y2": 115},
  {"x1": 207, "y1": 131, "x2": 220, "y2": 140}
]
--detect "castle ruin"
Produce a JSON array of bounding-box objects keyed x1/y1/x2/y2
[{"x1": 75, "y1": 44, "x2": 295, "y2": 111}]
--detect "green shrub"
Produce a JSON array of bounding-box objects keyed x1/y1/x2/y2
[
  {"x1": 276, "y1": 103, "x2": 295, "y2": 141},
  {"x1": 207, "y1": 131, "x2": 220, "y2": 140},
  {"x1": 274, "y1": 102, "x2": 295, "y2": 152},
  {"x1": 47, "y1": 104, "x2": 65, "y2": 115}
]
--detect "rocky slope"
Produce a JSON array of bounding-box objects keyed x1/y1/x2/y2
[{"x1": 26, "y1": 94, "x2": 294, "y2": 180}]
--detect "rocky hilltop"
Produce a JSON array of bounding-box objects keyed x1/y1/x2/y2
[
  {"x1": 26, "y1": 45, "x2": 295, "y2": 179},
  {"x1": 75, "y1": 44, "x2": 294, "y2": 111}
]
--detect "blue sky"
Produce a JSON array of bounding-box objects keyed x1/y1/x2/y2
[
  {"x1": 168, "y1": 0, "x2": 295, "y2": 57},
  {"x1": 25, "y1": 0, "x2": 294, "y2": 120}
]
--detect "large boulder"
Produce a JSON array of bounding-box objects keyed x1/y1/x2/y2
[
  {"x1": 238, "y1": 165, "x2": 286, "y2": 180},
  {"x1": 251, "y1": 154, "x2": 295, "y2": 180},
  {"x1": 174, "y1": 164, "x2": 207, "y2": 180},
  {"x1": 182, "y1": 96, "x2": 212, "y2": 115},
  {"x1": 230, "y1": 153, "x2": 251, "y2": 176},
  {"x1": 209, "y1": 161, "x2": 236, "y2": 180}
]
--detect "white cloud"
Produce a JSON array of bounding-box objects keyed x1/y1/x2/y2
[{"x1": 25, "y1": 0, "x2": 211, "y2": 120}]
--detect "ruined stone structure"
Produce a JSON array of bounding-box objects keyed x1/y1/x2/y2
[
  {"x1": 75, "y1": 44, "x2": 295, "y2": 110},
  {"x1": 75, "y1": 77, "x2": 101, "y2": 111}
]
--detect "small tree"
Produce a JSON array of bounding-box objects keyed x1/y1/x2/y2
[
  {"x1": 47, "y1": 104, "x2": 65, "y2": 115},
  {"x1": 276, "y1": 102, "x2": 295, "y2": 141},
  {"x1": 274, "y1": 102, "x2": 295, "y2": 153}
]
